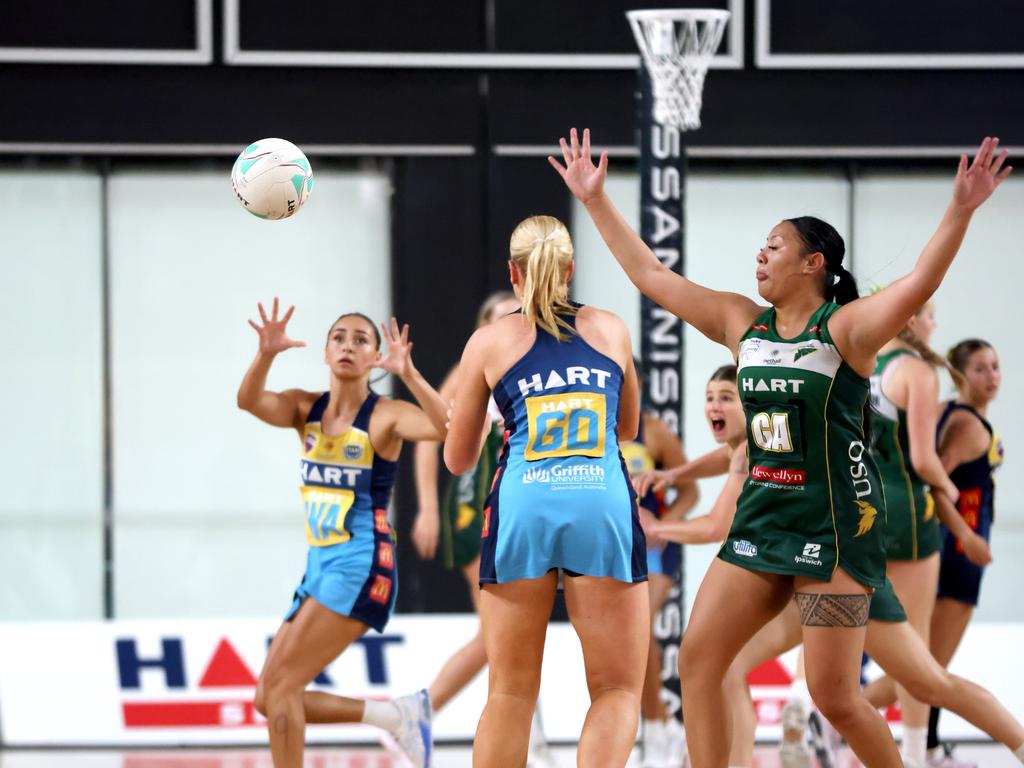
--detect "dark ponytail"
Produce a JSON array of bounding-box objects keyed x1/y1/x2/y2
[{"x1": 785, "y1": 216, "x2": 858, "y2": 305}]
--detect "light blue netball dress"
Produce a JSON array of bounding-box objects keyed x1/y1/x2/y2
[
  {"x1": 479, "y1": 308, "x2": 647, "y2": 584},
  {"x1": 284, "y1": 391, "x2": 398, "y2": 631}
]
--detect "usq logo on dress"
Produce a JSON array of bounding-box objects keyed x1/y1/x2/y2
[{"x1": 344, "y1": 444, "x2": 363, "y2": 461}]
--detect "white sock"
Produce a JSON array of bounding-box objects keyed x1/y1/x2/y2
[
  {"x1": 901, "y1": 726, "x2": 927, "y2": 767},
  {"x1": 361, "y1": 699, "x2": 401, "y2": 732},
  {"x1": 1013, "y1": 742, "x2": 1024, "y2": 763}
]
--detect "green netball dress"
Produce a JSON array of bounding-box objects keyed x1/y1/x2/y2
[
  {"x1": 440, "y1": 421, "x2": 505, "y2": 570},
  {"x1": 719, "y1": 302, "x2": 887, "y2": 589},
  {"x1": 868, "y1": 349, "x2": 941, "y2": 561}
]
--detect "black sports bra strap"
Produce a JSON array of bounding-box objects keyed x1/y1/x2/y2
[
  {"x1": 938, "y1": 401, "x2": 993, "y2": 438},
  {"x1": 305, "y1": 392, "x2": 330, "y2": 424},
  {"x1": 353, "y1": 391, "x2": 381, "y2": 431}
]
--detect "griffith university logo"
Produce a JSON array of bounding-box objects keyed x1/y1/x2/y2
[{"x1": 522, "y1": 467, "x2": 551, "y2": 484}]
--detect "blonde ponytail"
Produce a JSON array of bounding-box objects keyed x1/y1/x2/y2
[
  {"x1": 897, "y1": 327, "x2": 966, "y2": 387},
  {"x1": 509, "y1": 215, "x2": 576, "y2": 340}
]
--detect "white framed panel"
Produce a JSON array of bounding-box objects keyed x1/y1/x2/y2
[
  {"x1": 572, "y1": 167, "x2": 850, "y2": 616},
  {"x1": 0, "y1": 143, "x2": 476, "y2": 158},
  {"x1": 0, "y1": 0, "x2": 213, "y2": 65},
  {"x1": 107, "y1": 167, "x2": 392, "y2": 618},
  {"x1": 496, "y1": 145, "x2": 1024, "y2": 160},
  {"x1": 755, "y1": 0, "x2": 1024, "y2": 69},
  {"x1": 223, "y1": 0, "x2": 744, "y2": 70},
  {"x1": 852, "y1": 170, "x2": 1024, "y2": 621},
  {"x1": 0, "y1": 169, "x2": 104, "y2": 619}
]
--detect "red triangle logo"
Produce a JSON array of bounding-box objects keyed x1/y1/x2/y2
[
  {"x1": 747, "y1": 658, "x2": 794, "y2": 686},
  {"x1": 198, "y1": 638, "x2": 258, "y2": 688}
]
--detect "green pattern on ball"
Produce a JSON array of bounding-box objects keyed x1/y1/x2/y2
[
  {"x1": 239, "y1": 157, "x2": 261, "y2": 175},
  {"x1": 291, "y1": 174, "x2": 306, "y2": 198}
]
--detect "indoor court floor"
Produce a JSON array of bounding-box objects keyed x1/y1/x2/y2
[{"x1": 0, "y1": 743, "x2": 1016, "y2": 767}]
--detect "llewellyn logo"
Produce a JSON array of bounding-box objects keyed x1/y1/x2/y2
[
  {"x1": 733, "y1": 540, "x2": 758, "y2": 557},
  {"x1": 522, "y1": 467, "x2": 551, "y2": 484},
  {"x1": 751, "y1": 465, "x2": 806, "y2": 485}
]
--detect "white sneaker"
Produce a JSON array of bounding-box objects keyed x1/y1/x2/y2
[
  {"x1": 526, "y1": 741, "x2": 560, "y2": 768},
  {"x1": 664, "y1": 717, "x2": 688, "y2": 768},
  {"x1": 641, "y1": 718, "x2": 669, "y2": 768},
  {"x1": 779, "y1": 696, "x2": 811, "y2": 768},
  {"x1": 381, "y1": 689, "x2": 432, "y2": 768},
  {"x1": 779, "y1": 740, "x2": 812, "y2": 768},
  {"x1": 927, "y1": 745, "x2": 978, "y2": 768},
  {"x1": 780, "y1": 697, "x2": 809, "y2": 740},
  {"x1": 526, "y1": 705, "x2": 559, "y2": 767}
]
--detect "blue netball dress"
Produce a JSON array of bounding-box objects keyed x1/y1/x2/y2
[
  {"x1": 284, "y1": 391, "x2": 398, "y2": 631},
  {"x1": 480, "y1": 310, "x2": 646, "y2": 584},
  {"x1": 620, "y1": 416, "x2": 681, "y2": 579},
  {"x1": 936, "y1": 402, "x2": 1003, "y2": 606}
]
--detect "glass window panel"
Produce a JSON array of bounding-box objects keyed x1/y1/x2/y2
[{"x1": 0, "y1": 168, "x2": 104, "y2": 619}]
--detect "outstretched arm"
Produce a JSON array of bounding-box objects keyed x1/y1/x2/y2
[
  {"x1": 377, "y1": 318, "x2": 449, "y2": 441},
  {"x1": 649, "y1": 445, "x2": 747, "y2": 545},
  {"x1": 549, "y1": 128, "x2": 763, "y2": 350},
  {"x1": 236, "y1": 297, "x2": 309, "y2": 428},
  {"x1": 831, "y1": 138, "x2": 1011, "y2": 362},
  {"x1": 646, "y1": 417, "x2": 699, "y2": 520},
  {"x1": 634, "y1": 444, "x2": 731, "y2": 498}
]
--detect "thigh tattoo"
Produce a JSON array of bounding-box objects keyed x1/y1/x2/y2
[{"x1": 795, "y1": 592, "x2": 870, "y2": 627}]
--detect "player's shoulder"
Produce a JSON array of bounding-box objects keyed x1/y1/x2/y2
[
  {"x1": 576, "y1": 303, "x2": 629, "y2": 340},
  {"x1": 577, "y1": 303, "x2": 624, "y2": 326},
  {"x1": 896, "y1": 355, "x2": 939, "y2": 386}
]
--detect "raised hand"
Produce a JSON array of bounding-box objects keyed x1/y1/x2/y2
[
  {"x1": 548, "y1": 127, "x2": 609, "y2": 205},
  {"x1": 247, "y1": 297, "x2": 306, "y2": 354},
  {"x1": 954, "y1": 137, "x2": 1012, "y2": 211},
  {"x1": 377, "y1": 317, "x2": 413, "y2": 378}
]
